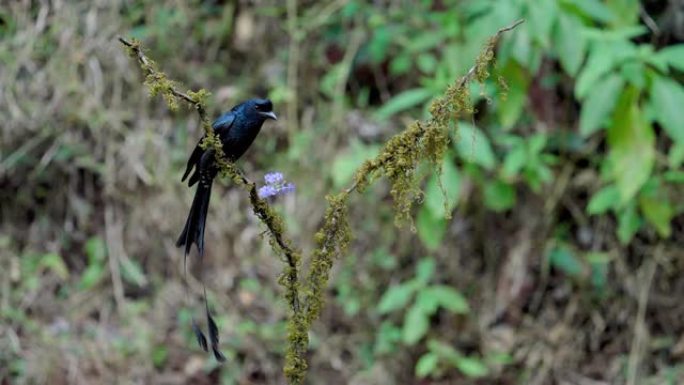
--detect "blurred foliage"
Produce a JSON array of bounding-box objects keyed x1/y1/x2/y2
[{"x1": 2, "y1": 0, "x2": 684, "y2": 384}]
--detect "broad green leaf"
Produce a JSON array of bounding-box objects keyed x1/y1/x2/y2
[
  {"x1": 579, "y1": 74, "x2": 624, "y2": 136},
  {"x1": 554, "y1": 13, "x2": 586, "y2": 76},
  {"x1": 424, "y1": 157, "x2": 461, "y2": 218},
  {"x1": 617, "y1": 203, "x2": 641, "y2": 244},
  {"x1": 607, "y1": 89, "x2": 655, "y2": 204},
  {"x1": 120, "y1": 258, "x2": 147, "y2": 286},
  {"x1": 425, "y1": 285, "x2": 470, "y2": 314},
  {"x1": 650, "y1": 76, "x2": 684, "y2": 144},
  {"x1": 417, "y1": 206, "x2": 447, "y2": 251},
  {"x1": 501, "y1": 143, "x2": 527, "y2": 178},
  {"x1": 403, "y1": 305, "x2": 430, "y2": 345},
  {"x1": 605, "y1": 0, "x2": 639, "y2": 26},
  {"x1": 417, "y1": 53, "x2": 438, "y2": 74},
  {"x1": 374, "y1": 88, "x2": 432, "y2": 120},
  {"x1": 374, "y1": 321, "x2": 402, "y2": 354},
  {"x1": 80, "y1": 264, "x2": 104, "y2": 290},
  {"x1": 455, "y1": 122, "x2": 496, "y2": 170},
  {"x1": 483, "y1": 180, "x2": 516, "y2": 212},
  {"x1": 498, "y1": 60, "x2": 529, "y2": 129},
  {"x1": 390, "y1": 54, "x2": 412, "y2": 75},
  {"x1": 639, "y1": 193, "x2": 673, "y2": 238},
  {"x1": 587, "y1": 185, "x2": 620, "y2": 215},
  {"x1": 564, "y1": 0, "x2": 616, "y2": 23},
  {"x1": 454, "y1": 356, "x2": 490, "y2": 378},
  {"x1": 415, "y1": 352, "x2": 439, "y2": 378},
  {"x1": 369, "y1": 26, "x2": 391, "y2": 63},
  {"x1": 85, "y1": 236, "x2": 107, "y2": 262},
  {"x1": 654, "y1": 45, "x2": 684, "y2": 72},
  {"x1": 416, "y1": 289, "x2": 440, "y2": 315},
  {"x1": 39, "y1": 253, "x2": 69, "y2": 280},
  {"x1": 527, "y1": 0, "x2": 557, "y2": 48},
  {"x1": 378, "y1": 283, "x2": 416, "y2": 314},
  {"x1": 664, "y1": 171, "x2": 684, "y2": 183},
  {"x1": 668, "y1": 143, "x2": 684, "y2": 169},
  {"x1": 548, "y1": 247, "x2": 583, "y2": 278},
  {"x1": 575, "y1": 40, "x2": 636, "y2": 99},
  {"x1": 416, "y1": 257, "x2": 436, "y2": 284},
  {"x1": 582, "y1": 26, "x2": 647, "y2": 41},
  {"x1": 620, "y1": 61, "x2": 646, "y2": 90}
]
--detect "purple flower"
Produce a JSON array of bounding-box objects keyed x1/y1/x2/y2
[
  {"x1": 258, "y1": 171, "x2": 295, "y2": 199},
  {"x1": 264, "y1": 172, "x2": 284, "y2": 185},
  {"x1": 258, "y1": 185, "x2": 278, "y2": 198}
]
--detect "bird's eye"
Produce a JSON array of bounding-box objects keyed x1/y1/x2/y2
[{"x1": 254, "y1": 105, "x2": 261, "y2": 110}]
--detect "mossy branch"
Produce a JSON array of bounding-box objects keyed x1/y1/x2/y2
[
  {"x1": 118, "y1": 35, "x2": 304, "y2": 364},
  {"x1": 118, "y1": 18, "x2": 523, "y2": 385}
]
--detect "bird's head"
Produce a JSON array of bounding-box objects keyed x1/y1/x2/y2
[{"x1": 241, "y1": 98, "x2": 277, "y2": 121}]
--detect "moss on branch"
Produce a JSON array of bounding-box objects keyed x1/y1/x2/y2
[{"x1": 118, "y1": 19, "x2": 523, "y2": 384}]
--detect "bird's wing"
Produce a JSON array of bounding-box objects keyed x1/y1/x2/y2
[
  {"x1": 212, "y1": 111, "x2": 236, "y2": 134},
  {"x1": 181, "y1": 111, "x2": 236, "y2": 186}
]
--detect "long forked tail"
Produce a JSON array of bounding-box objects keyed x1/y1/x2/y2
[{"x1": 176, "y1": 177, "x2": 213, "y2": 257}]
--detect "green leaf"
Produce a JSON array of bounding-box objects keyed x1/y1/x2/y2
[
  {"x1": 587, "y1": 185, "x2": 620, "y2": 215},
  {"x1": 455, "y1": 122, "x2": 496, "y2": 170},
  {"x1": 585, "y1": 252, "x2": 610, "y2": 291},
  {"x1": 607, "y1": 89, "x2": 655, "y2": 204},
  {"x1": 497, "y1": 60, "x2": 529, "y2": 129},
  {"x1": 85, "y1": 236, "x2": 107, "y2": 263},
  {"x1": 120, "y1": 258, "x2": 147, "y2": 286},
  {"x1": 424, "y1": 157, "x2": 461, "y2": 218},
  {"x1": 80, "y1": 264, "x2": 104, "y2": 290},
  {"x1": 454, "y1": 355, "x2": 490, "y2": 378},
  {"x1": 415, "y1": 289, "x2": 440, "y2": 315},
  {"x1": 579, "y1": 74, "x2": 624, "y2": 136},
  {"x1": 650, "y1": 76, "x2": 684, "y2": 144},
  {"x1": 39, "y1": 253, "x2": 69, "y2": 280},
  {"x1": 483, "y1": 179, "x2": 516, "y2": 212},
  {"x1": 527, "y1": 0, "x2": 557, "y2": 48},
  {"x1": 575, "y1": 40, "x2": 636, "y2": 99},
  {"x1": 548, "y1": 247, "x2": 583, "y2": 278},
  {"x1": 501, "y1": 143, "x2": 527, "y2": 178},
  {"x1": 564, "y1": 0, "x2": 616, "y2": 23},
  {"x1": 415, "y1": 352, "x2": 439, "y2": 378},
  {"x1": 617, "y1": 203, "x2": 641, "y2": 244},
  {"x1": 416, "y1": 257, "x2": 436, "y2": 284},
  {"x1": 417, "y1": 53, "x2": 438, "y2": 74},
  {"x1": 668, "y1": 143, "x2": 684, "y2": 169},
  {"x1": 425, "y1": 285, "x2": 470, "y2": 314},
  {"x1": 620, "y1": 61, "x2": 646, "y2": 90},
  {"x1": 664, "y1": 171, "x2": 684, "y2": 184},
  {"x1": 402, "y1": 305, "x2": 430, "y2": 345},
  {"x1": 417, "y1": 206, "x2": 447, "y2": 251},
  {"x1": 654, "y1": 45, "x2": 684, "y2": 72},
  {"x1": 605, "y1": 0, "x2": 639, "y2": 26},
  {"x1": 639, "y1": 193, "x2": 673, "y2": 238},
  {"x1": 374, "y1": 321, "x2": 402, "y2": 355},
  {"x1": 378, "y1": 283, "x2": 416, "y2": 314},
  {"x1": 554, "y1": 13, "x2": 587, "y2": 76},
  {"x1": 374, "y1": 88, "x2": 432, "y2": 120}
]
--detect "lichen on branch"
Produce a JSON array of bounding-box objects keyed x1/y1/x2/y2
[{"x1": 118, "y1": 19, "x2": 523, "y2": 385}]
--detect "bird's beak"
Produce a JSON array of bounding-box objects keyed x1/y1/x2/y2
[{"x1": 260, "y1": 111, "x2": 277, "y2": 120}]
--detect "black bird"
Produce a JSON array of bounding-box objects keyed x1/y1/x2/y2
[
  {"x1": 177, "y1": 98, "x2": 276, "y2": 256},
  {"x1": 176, "y1": 98, "x2": 276, "y2": 361}
]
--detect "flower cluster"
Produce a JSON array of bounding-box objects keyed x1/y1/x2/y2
[{"x1": 258, "y1": 172, "x2": 296, "y2": 199}]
